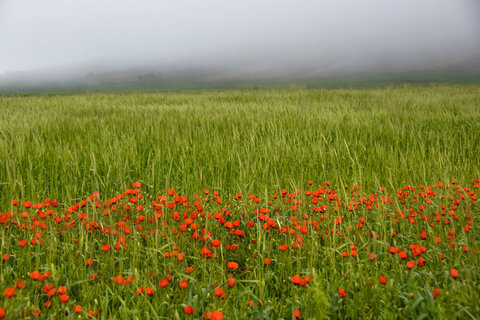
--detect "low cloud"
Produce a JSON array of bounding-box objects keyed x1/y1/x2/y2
[{"x1": 0, "y1": 0, "x2": 479, "y2": 84}]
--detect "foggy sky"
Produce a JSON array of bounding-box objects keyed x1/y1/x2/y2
[{"x1": 0, "y1": 0, "x2": 479, "y2": 76}]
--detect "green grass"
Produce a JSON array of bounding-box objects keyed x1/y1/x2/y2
[
  {"x1": 0, "y1": 85, "x2": 479, "y2": 319},
  {"x1": 1, "y1": 85, "x2": 479, "y2": 204}
]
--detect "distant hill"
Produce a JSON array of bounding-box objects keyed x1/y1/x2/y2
[{"x1": 1, "y1": 60, "x2": 479, "y2": 93}]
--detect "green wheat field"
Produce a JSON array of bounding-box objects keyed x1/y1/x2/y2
[{"x1": 0, "y1": 84, "x2": 479, "y2": 319}]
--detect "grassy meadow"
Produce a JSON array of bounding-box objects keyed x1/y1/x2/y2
[{"x1": 0, "y1": 85, "x2": 479, "y2": 319}]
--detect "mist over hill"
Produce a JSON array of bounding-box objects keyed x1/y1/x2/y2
[
  {"x1": 1, "y1": 0, "x2": 479, "y2": 92},
  {"x1": 1, "y1": 53, "x2": 479, "y2": 93}
]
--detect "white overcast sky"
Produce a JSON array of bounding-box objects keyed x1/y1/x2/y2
[{"x1": 0, "y1": 0, "x2": 479, "y2": 73}]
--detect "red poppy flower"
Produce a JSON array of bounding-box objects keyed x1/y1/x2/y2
[
  {"x1": 291, "y1": 275, "x2": 301, "y2": 285},
  {"x1": 179, "y1": 279, "x2": 188, "y2": 289},
  {"x1": 379, "y1": 276, "x2": 387, "y2": 285},
  {"x1": 184, "y1": 305, "x2": 194, "y2": 315},
  {"x1": 200, "y1": 248, "x2": 212, "y2": 258},
  {"x1": 450, "y1": 268, "x2": 459, "y2": 279},
  {"x1": 210, "y1": 239, "x2": 221, "y2": 247},
  {"x1": 60, "y1": 294, "x2": 69, "y2": 303},
  {"x1": 15, "y1": 279, "x2": 26, "y2": 289},
  {"x1": 432, "y1": 288, "x2": 441, "y2": 298},
  {"x1": 124, "y1": 276, "x2": 134, "y2": 285},
  {"x1": 159, "y1": 279, "x2": 168, "y2": 288},
  {"x1": 417, "y1": 258, "x2": 426, "y2": 267},
  {"x1": 338, "y1": 288, "x2": 346, "y2": 298},
  {"x1": 0, "y1": 307, "x2": 4, "y2": 319},
  {"x1": 227, "y1": 262, "x2": 238, "y2": 270},
  {"x1": 47, "y1": 288, "x2": 57, "y2": 297},
  {"x1": 74, "y1": 305, "x2": 82, "y2": 313},
  {"x1": 31, "y1": 310, "x2": 41, "y2": 317},
  {"x1": 4, "y1": 287, "x2": 16, "y2": 298},
  {"x1": 145, "y1": 286, "x2": 155, "y2": 295},
  {"x1": 114, "y1": 275, "x2": 124, "y2": 285},
  {"x1": 214, "y1": 287, "x2": 226, "y2": 299},
  {"x1": 132, "y1": 181, "x2": 141, "y2": 188},
  {"x1": 42, "y1": 283, "x2": 52, "y2": 292},
  {"x1": 209, "y1": 311, "x2": 224, "y2": 320},
  {"x1": 293, "y1": 309, "x2": 301, "y2": 319}
]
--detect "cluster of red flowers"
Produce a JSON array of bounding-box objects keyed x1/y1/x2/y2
[
  {"x1": 290, "y1": 275, "x2": 313, "y2": 286},
  {"x1": 0, "y1": 179, "x2": 477, "y2": 318},
  {"x1": 113, "y1": 275, "x2": 135, "y2": 285},
  {"x1": 0, "y1": 273, "x2": 98, "y2": 318},
  {"x1": 203, "y1": 310, "x2": 223, "y2": 320}
]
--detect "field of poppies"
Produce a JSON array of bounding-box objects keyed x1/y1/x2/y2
[{"x1": 0, "y1": 85, "x2": 479, "y2": 319}]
